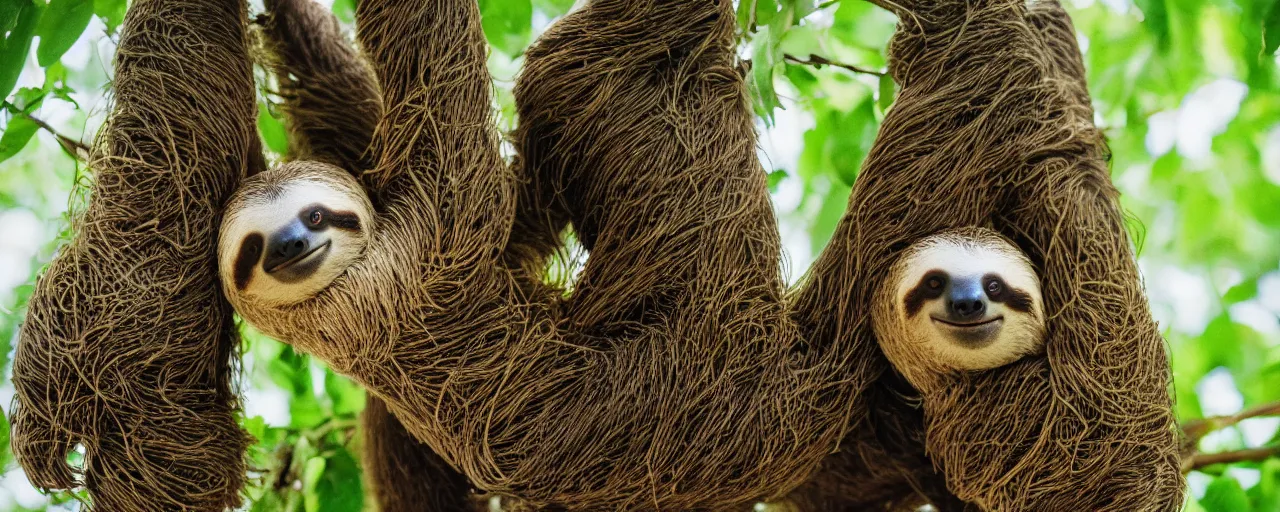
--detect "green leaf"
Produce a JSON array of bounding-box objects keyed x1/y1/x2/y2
[
  {"x1": 1201, "y1": 475, "x2": 1250, "y2": 512},
  {"x1": 1253, "y1": 458, "x2": 1280, "y2": 511},
  {"x1": 809, "y1": 179, "x2": 852, "y2": 255},
  {"x1": 304, "y1": 449, "x2": 363, "y2": 512},
  {"x1": 1223, "y1": 278, "x2": 1258, "y2": 305},
  {"x1": 331, "y1": 0, "x2": 356, "y2": 24},
  {"x1": 259, "y1": 105, "x2": 289, "y2": 155},
  {"x1": 1134, "y1": 0, "x2": 1170, "y2": 51},
  {"x1": 35, "y1": 0, "x2": 93, "y2": 67},
  {"x1": 478, "y1": 0, "x2": 532, "y2": 57},
  {"x1": 829, "y1": 98, "x2": 877, "y2": 186},
  {"x1": 323, "y1": 371, "x2": 365, "y2": 416},
  {"x1": 0, "y1": 404, "x2": 10, "y2": 465},
  {"x1": 0, "y1": 115, "x2": 39, "y2": 163},
  {"x1": 877, "y1": 73, "x2": 895, "y2": 113},
  {"x1": 751, "y1": 26, "x2": 782, "y2": 123},
  {"x1": 1265, "y1": 0, "x2": 1280, "y2": 56},
  {"x1": 766, "y1": 169, "x2": 787, "y2": 192},
  {"x1": 0, "y1": 0, "x2": 20, "y2": 33},
  {"x1": 0, "y1": 0, "x2": 43, "y2": 100},
  {"x1": 93, "y1": 0, "x2": 127, "y2": 33}
]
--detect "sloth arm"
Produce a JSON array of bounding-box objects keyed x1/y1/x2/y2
[
  {"x1": 259, "y1": 0, "x2": 381, "y2": 174},
  {"x1": 10, "y1": 0, "x2": 257, "y2": 507},
  {"x1": 256, "y1": 2, "x2": 480, "y2": 511}
]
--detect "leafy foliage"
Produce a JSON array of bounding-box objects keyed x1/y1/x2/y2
[{"x1": 0, "y1": 0, "x2": 1278, "y2": 510}]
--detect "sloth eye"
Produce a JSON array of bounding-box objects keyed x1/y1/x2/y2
[
  {"x1": 309, "y1": 209, "x2": 323, "y2": 225},
  {"x1": 986, "y1": 279, "x2": 1003, "y2": 295},
  {"x1": 927, "y1": 277, "x2": 944, "y2": 290}
]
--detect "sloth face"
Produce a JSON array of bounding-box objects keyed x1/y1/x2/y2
[
  {"x1": 218, "y1": 162, "x2": 374, "y2": 307},
  {"x1": 874, "y1": 228, "x2": 1046, "y2": 390}
]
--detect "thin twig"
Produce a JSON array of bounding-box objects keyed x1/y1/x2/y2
[
  {"x1": 1183, "y1": 400, "x2": 1280, "y2": 445},
  {"x1": 23, "y1": 114, "x2": 91, "y2": 161},
  {"x1": 783, "y1": 53, "x2": 885, "y2": 77},
  {"x1": 1184, "y1": 446, "x2": 1280, "y2": 473}
]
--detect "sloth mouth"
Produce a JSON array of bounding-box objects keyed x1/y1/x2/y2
[
  {"x1": 931, "y1": 316, "x2": 1004, "y2": 347},
  {"x1": 931, "y1": 316, "x2": 1003, "y2": 328},
  {"x1": 266, "y1": 241, "x2": 331, "y2": 274}
]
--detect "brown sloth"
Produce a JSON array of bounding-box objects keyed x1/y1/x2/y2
[
  {"x1": 252, "y1": 0, "x2": 479, "y2": 509},
  {"x1": 785, "y1": 0, "x2": 1183, "y2": 510},
  {"x1": 218, "y1": 0, "x2": 866, "y2": 509}
]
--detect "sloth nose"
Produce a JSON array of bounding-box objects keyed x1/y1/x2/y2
[
  {"x1": 947, "y1": 283, "x2": 987, "y2": 321},
  {"x1": 277, "y1": 237, "x2": 308, "y2": 259}
]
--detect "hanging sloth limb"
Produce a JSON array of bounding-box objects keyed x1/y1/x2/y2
[
  {"x1": 788, "y1": 0, "x2": 1183, "y2": 510},
  {"x1": 8, "y1": 0, "x2": 260, "y2": 509},
  {"x1": 253, "y1": 1, "x2": 479, "y2": 510},
  {"x1": 219, "y1": 0, "x2": 861, "y2": 508},
  {"x1": 255, "y1": 0, "x2": 381, "y2": 174}
]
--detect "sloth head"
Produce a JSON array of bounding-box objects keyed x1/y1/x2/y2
[
  {"x1": 218, "y1": 161, "x2": 374, "y2": 307},
  {"x1": 873, "y1": 227, "x2": 1046, "y2": 392}
]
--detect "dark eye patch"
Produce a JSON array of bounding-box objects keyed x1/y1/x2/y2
[
  {"x1": 234, "y1": 232, "x2": 264, "y2": 290},
  {"x1": 983, "y1": 273, "x2": 1035, "y2": 312},
  {"x1": 297, "y1": 203, "x2": 362, "y2": 232},
  {"x1": 904, "y1": 270, "x2": 947, "y2": 317}
]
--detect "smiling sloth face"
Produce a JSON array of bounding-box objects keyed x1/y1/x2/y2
[
  {"x1": 873, "y1": 228, "x2": 1046, "y2": 391},
  {"x1": 218, "y1": 162, "x2": 374, "y2": 307}
]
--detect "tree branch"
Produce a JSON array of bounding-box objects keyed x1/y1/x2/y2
[
  {"x1": 1184, "y1": 446, "x2": 1280, "y2": 473},
  {"x1": 1183, "y1": 400, "x2": 1280, "y2": 445},
  {"x1": 23, "y1": 114, "x2": 91, "y2": 162},
  {"x1": 783, "y1": 53, "x2": 885, "y2": 77}
]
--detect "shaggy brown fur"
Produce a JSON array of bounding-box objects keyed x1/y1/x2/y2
[
  {"x1": 362, "y1": 396, "x2": 483, "y2": 511},
  {"x1": 254, "y1": 2, "x2": 477, "y2": 510},
  {"x1": 226, "y1": 0, "x2": 859, "y2": 509},
  {"x1": 255, "y1": 0, "x2": 380, "y2": 173},
  {"x1": 8, "y1": 0, "x2": 259, "y2": 509},
  {"x1": 787, "y1": 0, "x2": 1183, "y2": 509}
]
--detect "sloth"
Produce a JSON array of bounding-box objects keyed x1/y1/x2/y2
[
  {"x1": 873, "y1": 227, "x2": 1046, "y2": 393},
  {"x1": 218, "y1": 163, "x2": 373, "y2": 307}
]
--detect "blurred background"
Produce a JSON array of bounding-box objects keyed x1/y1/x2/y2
[{"x1": 0, "y1": 0, "x2": 1277, "y2": 510}]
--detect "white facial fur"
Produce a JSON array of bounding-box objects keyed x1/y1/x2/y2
[
  {"x1": 874, "y1": 229, "x2": 1046, "y2": 392},
  {"x1": 218, "y1": 171, "x2": 373, "y2": 307}
]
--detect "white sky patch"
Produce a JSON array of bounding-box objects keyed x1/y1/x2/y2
[
  {"x1": 59, "y1": 18, "x2": 105, "y2": 71},
  {"x1": 1145, "y1": 264, "x2": 1214, "y2": 333},
  {"x1": 1258, "y1": 271, "x2": 1280, "y2": 313},
  {"x1": 1144, "y1": 110, "x2": 1177, "y2": 157},
  {"x1": 0, "y1": 209, "x2": 43, "y2": 305},
  {"x1": 1145, "y1": 79, "x2": 1249, "y2": 162},
  {"x1": 1097, "y1": 0, "x2": 1132, "y2": 14},
  {"x1": 1196, "y1": 367, "x2": 1244, "y2": 417},
  {"x1": 757, "y1": 90, "x2": 814, "y2": 176},
  {"x1": 759, "y1": 92, "x2": 816, "y2": 284},
  {"x1": 1239, "y1": 417, "x2": 1280, "y2": 447},
  {"x1": 244, "y1": 384, "x2": 293, "y2": 428},
  {"x1": 1228, "y1": 301, "x2": 1280, "y2": 336},
  {"x1": 1227, "y1": 467, "x2": 1262, "y2": 490},
  {"x1": 1176, "y1": 79, "x2": 1247, "y2": 160}
]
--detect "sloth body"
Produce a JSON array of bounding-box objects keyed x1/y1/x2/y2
[{"x1": 874, "y1": 228, "x2": 1046, "y2": 393}]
